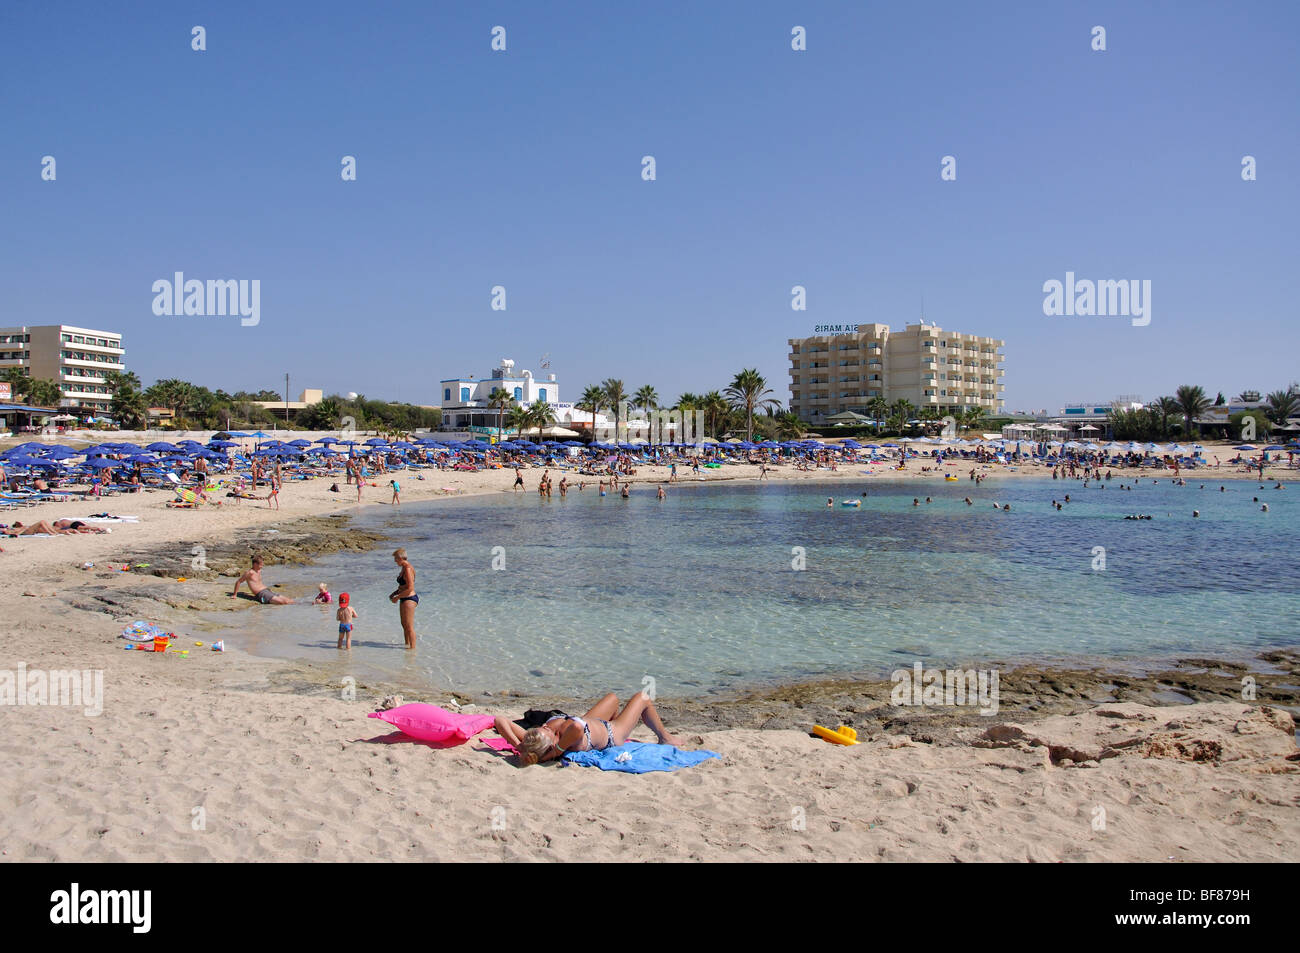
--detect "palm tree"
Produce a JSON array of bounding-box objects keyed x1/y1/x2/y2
[
  {"x1": 487, "y1": 387, "x2": 514, "y2": 444},
  {"x1": 146, "y1": 378, "x2": 194, "y2": 419},
  {"x1": 1175, "y1": 385, "x2": 1211, "y2": 437},
  {"x1": 634, "y1": 385, "x2": 658, "y2": 418},
  {"x1": 579, "y1": 385, "x2": 607, "y2": 442},
  {"x1": 723, "y1": 369, "x2": 779, "y2": 442},
  {"x1": 103, "y1": 369, "x2": 141, "y2": 393},
  {"x1": 602, "y1": 379, "x2": 627, "y2": 442},
  {"x1": 110, "y1": 386, "x2": 148, "y2": 429},
  {"x1": 773, "y1": 411, "x2": 807, "y2": 440},
  {"x1": 1265, "y1": 390, "x2": 1298, "y2": 425},
  {"x1": 889, "y1": 399, "x2": 917, "y2": 432},
  {"x1": 2, "y1": 367, "x2": 32, "y2": 400},
  {"x1": 1153, "y1": 396, "x2": 1180, "y2": 437},
  {"x1": 27, "y1": 377, "x2": 63, "y2": 408},
  {"x1": 962, "y1": 406, "x2": 987, "y2": 433},
  {"x1": 702, "y1": 391, "x2": 728, "y2": 439},
  {"x1": 866, "y1": 396, "x2": 888, "y2": 431},
  {"x1": 528, "y1": 400, "x2": 557, "y2": 443},
  {"x1": 505, "y1": 404, "x2": 531, "y2": 439}
]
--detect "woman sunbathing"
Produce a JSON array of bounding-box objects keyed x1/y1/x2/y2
[
  {"x1": 7, "y1": 519, "x2": 107, "y2": 536},
  {"x1": 494, "y1": 691, "x2": 684, "y2": 765}
]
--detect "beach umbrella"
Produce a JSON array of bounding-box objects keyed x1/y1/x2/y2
[
  {"x1": 146, "y1": 442, "x2": 178, "y2": 452},
  {"x1": 87, "y1": 458, "x2": 120, "y2": 469},
  {"x1": 5, "y1": 454, "x2": 56, "y2": 467},
  {"x1": 1264, "y1": 445, "x2": 1286, "y2": 451},
  {"x1": 1235, "y1": 445, "x2": 1257, "y2": 451},
  {"x1": 288, "y1": 439, "x2": 311, "y2": 447},
  {"x1": 208, "y1": 440, "x2": 238, "y2": 448},
  {"x1": 250, "y1": 431, "x2": 271, "y2": 438}
]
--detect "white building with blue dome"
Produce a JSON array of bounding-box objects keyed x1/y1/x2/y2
[{"x1": 439, "y1": 358, "x2": 568, "y2": 431}]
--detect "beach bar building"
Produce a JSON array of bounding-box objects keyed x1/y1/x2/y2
[{"x1": 439, "y1": 359, "x2": 562, "y2": 431}]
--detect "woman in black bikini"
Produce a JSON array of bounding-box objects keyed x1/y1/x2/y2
[
  {"x1": 495, "y1": 691, "x2": 684, "y2": 766},
  {"x1": 389, "y1": 548, "x2": 418, "y2": 649}
]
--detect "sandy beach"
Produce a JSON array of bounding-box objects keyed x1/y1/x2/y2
[{"x1": 2, "y1": 434, "x2": 1297, "y2": 862}]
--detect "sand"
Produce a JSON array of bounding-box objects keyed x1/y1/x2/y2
[{"x1": 1, "y1": 434, "x2": 1296, "y2": 861}]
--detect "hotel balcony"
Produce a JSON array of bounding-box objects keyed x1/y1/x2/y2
[{"x1": 62, "y1": 356, "x2": 124, "y2": 369}]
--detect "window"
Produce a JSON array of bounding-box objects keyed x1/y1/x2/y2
[
  {"x1": 513, "y1": 387, "x2": 522, "y2": 400},
  {"x1": 443, "y1": 388, "x2": 450, "y2": 401},
  {"x1": 538, "y1": 388, "x2": 547, "y2": 402},
  {"x1": 460, "y1": 387, "x2": 470, "y2": 401}
]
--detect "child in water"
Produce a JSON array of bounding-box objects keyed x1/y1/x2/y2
[
  {"x1": 336, "y1": 593, "x2": 358, "y2": 649},
  {"x1": 314, "y1": 582, "x2": 332, "y2": 604}
]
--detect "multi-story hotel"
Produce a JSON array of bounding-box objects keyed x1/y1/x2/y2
[
  {"x1": 0, "y1": 325, "x2": 126, "y2": 413},
  {"x1": 788, "y1": 322, "x2": 1005, "y2": 422}
]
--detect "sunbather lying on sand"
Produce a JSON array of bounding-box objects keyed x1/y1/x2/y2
[
  {"x1": 494, "y1": 691, "x2": 683, "y2": 765},
  {"x1": 6, "y1": 519, "x2": 107, "y2": 537}
]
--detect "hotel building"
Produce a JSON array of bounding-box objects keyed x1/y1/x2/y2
[
  {"x1": 439, "y1": 359, "x2": 564, "y2": 431},
  {"x1": 788, "y1": 322, "x2": 1005, "y2": 422},
  {"x1": 0, "y1": 325, "x2": 126, "y2": 413}
]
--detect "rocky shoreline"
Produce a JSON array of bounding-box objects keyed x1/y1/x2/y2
[{"x1": 45, "y1": 509, "x2": 1300, "y2": 742}]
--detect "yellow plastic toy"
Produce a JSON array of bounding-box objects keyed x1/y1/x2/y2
[
  {"x1": 944, "y1": 476, "x2": 959, "y2": 482},
  {"x1": 812, "y1": 724, "x2": 859, "y2": 745}
]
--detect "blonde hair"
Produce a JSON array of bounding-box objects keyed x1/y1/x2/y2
[
  {"x1": 517, "y1": 727, "x2": 554, "y2": 766},
  {"x1": 392, "y1": 548, "x2": 407, "y2": 560}
]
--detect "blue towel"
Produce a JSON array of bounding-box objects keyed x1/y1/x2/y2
[{"x1": 563, "y1": 742, "x2": 720, "y2": 774}]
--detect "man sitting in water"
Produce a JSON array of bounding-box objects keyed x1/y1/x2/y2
[{"x1": 230, "y1": 555, "x2": 293, "y2": 604}]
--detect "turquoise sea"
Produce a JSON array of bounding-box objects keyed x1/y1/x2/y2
[{"x1": 208, "y1": 476, "x2": 1300, "y2": 698}]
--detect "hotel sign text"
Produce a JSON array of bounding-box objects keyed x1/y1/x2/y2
[{"x1": 813, "y1": 325, "x2": 861, "y2": 334}]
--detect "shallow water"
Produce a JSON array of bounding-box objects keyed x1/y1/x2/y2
[{"x1": 205, "y1": 476, "x2": 1300, "y2": 698}]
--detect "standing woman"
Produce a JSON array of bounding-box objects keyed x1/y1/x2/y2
[{"x1": 389, "y1": 548, "x2": 418, "y2": 649}]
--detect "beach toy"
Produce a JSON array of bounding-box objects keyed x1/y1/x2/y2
[
  {"x1": 944, "y1": 476, "x2": 959, "y2": 482},
  {"x1": 194, "y1": 641, "x2": 204, "y2": 647},
  {"x1": 177, "y1": 577, "x2": 187, "y2": 582},
  {"x1": 840, "y1": 500, "x2": 860, "y2": 507},
  {"x1": 211, "y1": 640, "x2": 225, "y2": 652},
  {"x1": 153, "y1": 635, "x2": 169, "y2": 654},
  {"x1": 368, "y1": 703, "x2": 494, "y2": 744},
  {"x1": 812, "y1": 725, "x2": 859, "y2": 746}
]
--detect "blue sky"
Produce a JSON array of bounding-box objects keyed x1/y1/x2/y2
[{"x1": 2, "y1": 1, "x2": 1297, "y2": 412}]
